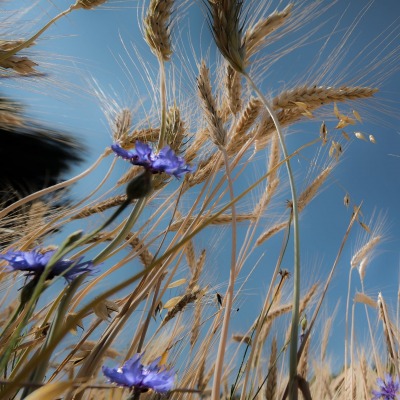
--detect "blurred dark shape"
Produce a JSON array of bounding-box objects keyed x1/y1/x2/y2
[
  {"x1": 0, "y1": 95, "x2": 82, "y2": 206},
  {"x1": 0, "y1": 95, "x2": 83, "y2": 247}
]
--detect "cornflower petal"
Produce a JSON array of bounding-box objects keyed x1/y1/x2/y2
[
  {"x1": 111, "y1": 143, "x2": 136, "y2": 160},
  {"x1": 372, "y1": 374, "x2": 400, "y2": 399},
  {"x1": 0, "y1": 249, "x2": 95, "y2": 283},
  {"x1": 103, "y1": 354, "x2": 174, "y2": 393},
  {"x1": 111, "y1": 141, "x2": 195, "y2": 179}
]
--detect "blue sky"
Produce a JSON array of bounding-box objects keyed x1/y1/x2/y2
[{"x1": 2, "y1": 0, "x2": 400, "y2": 370}]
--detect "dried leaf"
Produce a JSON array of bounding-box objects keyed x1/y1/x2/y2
[
  {"x1": 167, "y1": 279, "x2": 186, "y2": 289},
  {"x1": 93, "y1": 300, "x2": 119, "y2": 321},
  {"x1": 353, "y1": 109, "x2": 362, "y2": 123},
  {"x1": 66, "y1": 313, "x2": 83, "y2": 335},
  {"x1": 163, "y1": 296, "x2": 184, "y2": 309}
]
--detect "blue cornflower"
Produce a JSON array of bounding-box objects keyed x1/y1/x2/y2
[
  {"x1": 102, "y1": 354, "x2": 174, "y2": 393},
  {"x1": 372, "y1": 374, "x2": 400, "y2": 400},
  {"x1": 0, "y1": 249, "x2": 94, "y2": 283},
  {"x1": 111, "y1": 141, "x2": 195, "y2": 179}
]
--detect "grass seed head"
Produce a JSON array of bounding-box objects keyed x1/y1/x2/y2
[
  {"x1": 144, "y1": 0, "x2": 174, "y2": 61},
  {"x1": 206, "y1": 0, "x2": 246, "y2": 73},
  {"x1": 75, "y1": 0, "x2": 107, "y2": 9}
]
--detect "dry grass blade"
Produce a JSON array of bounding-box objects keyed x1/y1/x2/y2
[
  {"x1": 144, "y1": 0, "x2": 174, "y2": 61},
  {"x1": 244, "y1": 4, "x2": 293, "y2": 61}
]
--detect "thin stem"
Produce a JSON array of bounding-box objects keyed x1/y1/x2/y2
[
  {"x1": 211, "y1": 148, "x2": 237, "y2": 400},
  {"x1": 242, "y1": 72, "x2": 300, "y2": 400},
  {"x1": 157, "y1": 59, "x2": 167, "y2": 150},
  {"x1": 0, "y1": 5, "x2": 78, "y2": 62},
  {"x1": 93, "y1": 197, "x2": 148, "y2": 264},
  {"x1": 344, "y1": 266, "x2": 353, "y2": 383},
  {"x1": 361, "y1": 280, "x2": 381, "y2": 376},
  {"x1": 239, "y1": 215, "x2": 292, "y2": 400}
]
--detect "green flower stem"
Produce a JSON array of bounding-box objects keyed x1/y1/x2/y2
[
  {"x1": 243, "y1": 72, "x2": 300, "y2": 400},
  {"x1": 20, "y1": 275, "x2": 85, "y2": 399},
  {"x1": 92, "y1": 197, "x2": 147, "y2": 265}
]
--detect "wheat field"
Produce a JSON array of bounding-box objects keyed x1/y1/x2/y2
[{"x1": 0, "y1": 1, "x2": 399, "y2": 399}]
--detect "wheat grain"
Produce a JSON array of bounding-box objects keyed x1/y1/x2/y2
[
  {"x1": 244, "y1": 4, "x2": 293, "y2": 61},
  {"x1": 198, "y1": 61, "x2": 227, "y2": 148},
  {"x1": 256, "y1": 221, "x2": 287, "y2": 246},
  {"x1": 272, "y1": 86, "x2": 378, "y2": 110},
  {"x1": 71, "y1": 195, "x2": 128, "y2": 219},
  {"x1": 112, "y1": 108, "x2": 132, "y2": 144},
  {"x1": 265, "y1": 336, "x2": 277, "y2": 400},
  {"x1": 350, "y1": 236, "x2": 381, "y2": 268},
  {"x1": 205, "y1": 0, "x2": 246, "y2": 73},
  {"x1": 75, "y1": 0, "x2": 107, "y2": 9},
  {"x1": 225, "y1": 65, "x2": 242, "y2": 115},
  {"x1": 233, "y1": 97, "x2": 262, "y2": 137},
  {"x1": 289, "y1": 166, "x2": 332, "y2": 213},
  {"x1": 162, "y1": 288, "x2": 203, "y2": 326},
  {"x1": 169, "y1": 213, "x2": 252, "y2": 231},
  {"x1": 144, "y1": 0, "x2": 174, "y2": 61}
]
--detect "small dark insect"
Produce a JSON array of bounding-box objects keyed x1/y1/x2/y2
[
  {"x1": 216, "y1": 292, "x2": 223, "y2": 307},
  {"x1": 153, "y1": 301, "x2": 163, "y2": 320}
]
